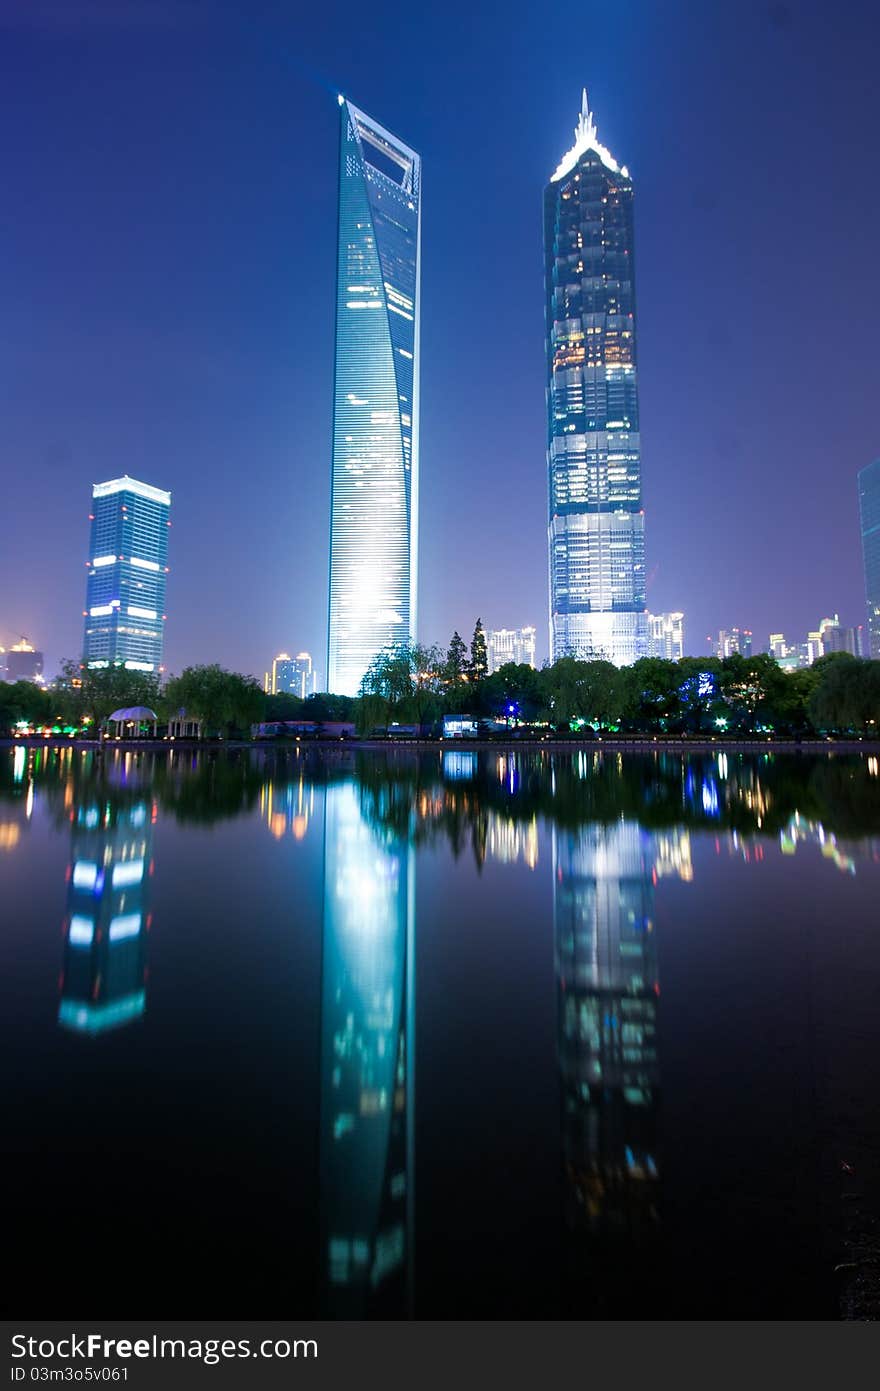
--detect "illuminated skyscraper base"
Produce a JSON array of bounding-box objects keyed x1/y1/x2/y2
[{"x1": 552, "y1": 604, "x2": 648, "y2": 666}]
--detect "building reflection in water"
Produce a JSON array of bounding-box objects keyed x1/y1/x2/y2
[
  {"x1": 59, "y1": 780, "x2": 152, "y2": 1036},
  {"x1": 319, "y1": 780, "x2": 414, "y2": 1317},
  {"x1": 0, "y1": 744, "x2": 35, "y2": 849},
  {"x1": 441, "y1": 749, "x2": 476, "y2": 782},
  {"x1": 485, "y1": 813, "x2": 539, "y2": 869},
  {"x1": 260, "y1": 770, "x2": 314, "y2": 842},
  {"x1": 554, "y1": 821, "x2": 681, "y2": 1308}
]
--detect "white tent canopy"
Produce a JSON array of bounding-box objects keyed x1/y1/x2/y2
[
  {"x1": 108, "y1": 706, "x2": 159, "y2": 722},
  {"x1": 105, "y1": 706, "x2": 159, "y2": 739}
]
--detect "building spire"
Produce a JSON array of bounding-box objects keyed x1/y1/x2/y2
[
  {"x1": 550, "y1": 85, "x2": 629, "y2": 183},
  {"x1": 576, "y1": 88, "x2": 597, "y2": 148}
]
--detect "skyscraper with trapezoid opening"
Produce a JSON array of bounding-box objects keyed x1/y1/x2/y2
[
  {"x1": 327, "y1": 97, "x2": 421, "y2": 697},
  {"x1": 545, "y1": 91, "x2": 647, "y2": 666}
]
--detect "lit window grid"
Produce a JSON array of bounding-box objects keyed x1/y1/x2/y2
[
  {"x1": 486, "y1": 627, "x2": 537, "y2": 674},
  {"x1": 271, "y1": 654, "x2": 313, "y2": 699},
  {"x1": 83, "y1": 483, "x2": 169, "y2": 670}
]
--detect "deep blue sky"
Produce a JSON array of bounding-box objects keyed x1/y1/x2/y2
[{"x1": 2, "y1": 0, "x2": 878, "y2": 680}]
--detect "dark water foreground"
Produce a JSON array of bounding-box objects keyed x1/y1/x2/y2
[{"x1": 3, "y1": 743, "x2": 880, "y2": 1320}]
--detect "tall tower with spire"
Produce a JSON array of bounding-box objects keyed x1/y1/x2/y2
[{"x1": 544, "y1": 91, "x2": 647, "y2": 665}]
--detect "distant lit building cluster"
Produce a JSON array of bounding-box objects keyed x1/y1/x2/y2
[
  {"x1": 264, "y1": 651, "x2": 317, "y2": 698},
  {"x1": 83, "y1": 475, "x2": 171, "y2": 674},
  {"x1": 646, "y1": 612, "x2": 684, "y2": 662},
  {"x1": 486, "y1": 625, "x2": 537, "y2": 674},
  {"x1": 766, "y1": 614, "x2": 864, "y2": 669},
  {"x1": 713, "y1": 627, "x2": 753, "y2": 659}
]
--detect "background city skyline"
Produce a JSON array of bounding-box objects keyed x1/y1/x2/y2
[{"x1": 2, "y1": 0, "x2": 878, "y2": 681}]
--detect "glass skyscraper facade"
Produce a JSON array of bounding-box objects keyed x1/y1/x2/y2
[
  {"x1": 545, "y1": 92, "x2": 647, "y2": 665},
  {"x1": 83, "y1": 476, "x2": 170, "y2": 673},
  {"x1": 859, "y1": 459, "x2": 880, "y2": 659},
  {"x1": 327, "y1": 98, "x2": 421, "y2": 697}
]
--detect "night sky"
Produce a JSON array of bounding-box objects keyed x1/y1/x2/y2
[{"x1": 2, "y1": 0, "x2": 878, "y2": 681}]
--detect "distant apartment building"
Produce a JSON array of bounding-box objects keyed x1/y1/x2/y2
[
  {"x1": 265, "y1": 652, "x2": 316, "y2": 699},
  {"x1": 859, "y1": 459, "x2": 880, "y2": 659},
  {"x1": 714, "y1": 628, "x2": 752, "y2": 659},
  {"x1": 83, "y1": 476, "x2": 170, "y2": 673},
  {"x1": 818, "y1": 615, "x2": 863, "y2": 657},
  {"x1": 5, "y1": 637, "x2": 44, "y2": 683},
  {"x1": 767, "y1": 633, "x2": 800, "y2": 672},
  {"x1": 647, "y1": 612, "x2": 684, "y2": 661},
  {"x1": 486, "y1": 626, "x2": 537, "y2": 674},
  {"x1": 802, "y1": 630, "x2": 823, "y2": 665}
]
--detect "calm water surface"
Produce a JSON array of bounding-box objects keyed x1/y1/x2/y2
[{"x1": 3, "y1": 743, "x2": 880, "y2": 1319}]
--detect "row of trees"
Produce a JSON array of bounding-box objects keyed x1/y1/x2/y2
[
  {"x1": 357, "y1": 636, "x2": 880, "y2": 737},
  {"x1": 0, "y1": 659, "x2": 361, "y2": 738},
  {"x1": 0, "y1": 662, "x2": 259, "y2": 738},
  {"x1": 356, "y1": 620, "x2": 492, "y2": 732},
  {"x1": 2, "y1": 636, "x2": 878, "y2": 739}
]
